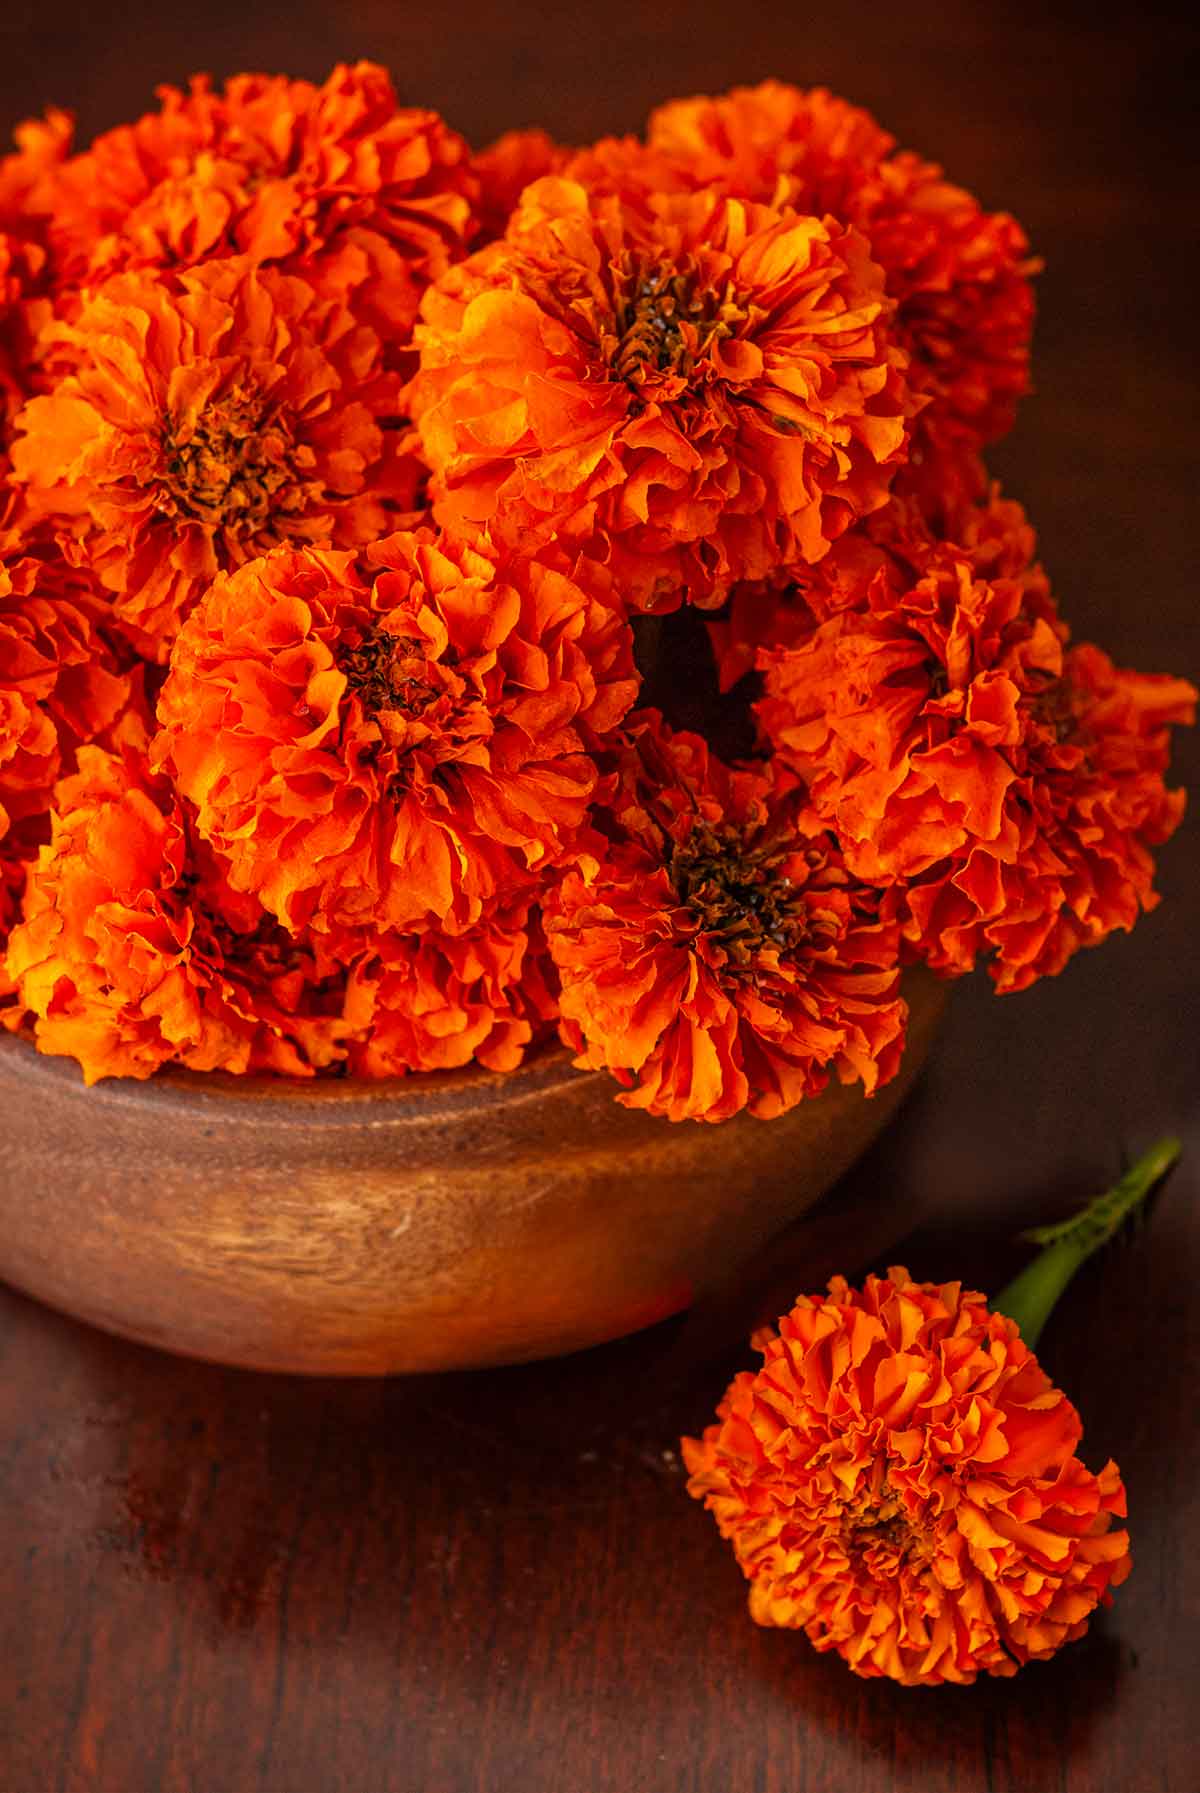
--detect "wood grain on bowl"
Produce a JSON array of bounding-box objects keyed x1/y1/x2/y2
[{"x1": 0, "y1": 970, "x2": 946, "y2": 1374}]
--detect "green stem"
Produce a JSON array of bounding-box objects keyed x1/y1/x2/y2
[{"x1": 991, "y1": 1136, "x2": 1181, "y2": 1350}]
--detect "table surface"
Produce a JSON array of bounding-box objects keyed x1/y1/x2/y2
[{"x1": 1, "y1": 4, "x2": 1197, "y2": 1790}]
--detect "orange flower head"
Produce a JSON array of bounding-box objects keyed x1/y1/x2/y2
[
  {"x1": 648, "y1": 82, "x2": 1036, "y2": 489},
  {"x1": 0, "y1": 112, "x2": 73, "y2": 459},
  {"x1": 0, "y1": 848, "x2": 25, "y2": 1009},
  {"x1": 757, "y1": 498, "x2": 1195, "y2": 989},
  {"x1": 710, "y1": 486, "x2": 1033, "y2": 691},
  {"x1": 474, "y1": 128, "x2": 568, "y2": 239},
  {"x1": 30, "y1": 64, "x2": 478, "y2": 338},
  {"x1": 683, "y1": 1267, "x2": 1132, "y2": 1685},
  {"x1": 343, "y1": 900, "x2": 558, "y2": 1078},
  {"x1": 544, "y1": 712, "x2": 906, "y2": 1123},
  {"x1": 1, "y1": 231, "x2": 45, "y2": 458},
  {"x1": 410, "y1": 175, "x2": 913, "y2": 608},
  {"x1": 0, "y1": 523, "x2": 134, "y2": 844},
  {"x1": 154, "y1": 534, "x2": 638, "y2": 937},
  {"x1": 11, "y1": 256, "x2": 418, "y2": 658},
  {"x1": 5, "y1": 746, "x2": 350, "y2": 1083}
]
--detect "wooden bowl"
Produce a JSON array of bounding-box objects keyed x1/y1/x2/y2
[{"x1": 0, "y1": 971, "x2": 946, "y2": 1374}]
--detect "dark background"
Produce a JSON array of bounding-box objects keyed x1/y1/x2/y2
[{"x1": 1, "y1": 4, "x2": 1197, "y2": 1790}]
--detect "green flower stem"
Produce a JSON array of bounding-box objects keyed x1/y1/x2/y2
[{"x1": 991, "y1": 1136, "x2": 1182, "y2": 1350}]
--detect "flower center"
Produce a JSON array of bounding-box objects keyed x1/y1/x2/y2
[
  {"x1": 841, "y1": 1486, "x2": 928, "y2": 1578},
  {"x1": 612, "y1": 257, "x2": 733, "y2": 385},
  {"x1": 338, "y1": 627, "x2": 434, "y2": 718},
  {"x1": 160, "y1": 387, "x2": 306, "y2": 532},
  {"x1": 669, "y1": 819, "x2": 818, "y2": 963},
  {"x1": 1027, "y1": 672, "x2": 1084, "y2": 745}
]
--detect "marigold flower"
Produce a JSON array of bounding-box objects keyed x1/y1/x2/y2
[
  {"x1": 710, "y1": 487, "x2": 1034, "y2": 691},
  {"x1": 27, "y1": 64, "x2": 477, "y2": 328},
  {"x1": 0, "y1": 524, "x2": 133, "y2": 843},
  {"x1": 155, "y1": 534, "x2": 638, "y2": 936},
  {"x1": 11, "y1": 256, "x2": 416, "y2": 658},
  {"x1": 647, "y1": 81, "x2": 1036, "y2": 485},
  {"x1": 474, "y1": 127, "x2": 567, "y2": 239},
  {"x1": 342, "y1": 902, "x2": 557, "y2": 1078},
  {"x1": 0, "y1": 113, "x2": 72, "y2": 458},
  {"x1": 757, "y1": 504, "x2": 1195, "y2": 988},
  {"x1": 5, "y1": 746, "x2": 349, "y2": 1083},
  {"x1": 544, "y1": 712, "x2": 906, "y2": 1122},
  {"x1": 410, "y1": 175, "x2": 912, "y2": 608},
  {"x1": 0, "y1": 849, "x2": 25, "y2": 1009},
  {"x1": 683, "y1": 1267, "x2": 1131, "y2": 1685}
]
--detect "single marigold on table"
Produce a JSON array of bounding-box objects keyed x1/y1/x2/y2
[
  {"x1": 5, "y1": 745, "x2": 350, "y2": 1083},
  {"x1": 23, "y1": 63, "x2": 478, "y2": 336},
  {"x1": 154, "y1": 533, "x2": 638, "y2": 937},
  {"x1": 410, "y1": 174, "x2": 913, "y2": 610},
  {"x1": 647, "y1": 80, "x2": 1037, "y2": 506},
  {"x1": 10, "y1": 255, "x2": 418, "y2": 659},
  {"x1": 757, "y1": 503, "x2": 1196, "y2": 989},
  {"x1": 342, "y1": 901, "x2": 558, "y2": 1079},
  {"x1": 683, "y1": 1267, "x2": 1131, "y2": 1685},
  {"x1": 543, "y1": 711, "x2": 907, "y2": 1123}
]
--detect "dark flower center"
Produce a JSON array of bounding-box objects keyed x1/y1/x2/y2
[
  {"x1": 669, "y1": 819, "x2": 819, "y2": 963},
  {"x1": 613, "y1": 258, "x2": 733, "y2": 384},
  {"x1": 841, "y1": 1485, "x2": 927, "y2": 1578},
  {"x1": 1027, "y1": 671, "x2": 1083, "y2": 745},
  {"x1": 160, "y1": 386, "x2": 306, "y2": 532},
  {"x1": 338, "y1": 627, "x2": 434, "y2": 718}
]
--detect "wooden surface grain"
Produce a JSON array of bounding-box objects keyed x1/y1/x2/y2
[
  {"x1": 1, "y1": 3, "x2": 1197, "y2": 1789},
  {"x1": 0, "y1": 975, "x2": 947, "y2": 1376}
]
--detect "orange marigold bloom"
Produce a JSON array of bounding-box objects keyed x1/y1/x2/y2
[
  {"x1": 648, "y1": 82, "x2": 1036, "y2": 487},
  {"x1": 28, "y1": 65, "x2": 477, "y2": 332},
  {"x1": 544, "y1": 713, "x2": 906, "y2": 1123},
  {"x1": 410, "y1": 175, "x2": 912, "y2": 608},
  {"x1": 155, "y1": 534, "x2": 638, "y2": 936},
  {"x1": 1, "y1": 231, "x2": 44, "y2": 457},
  {"x1": 5, "y1": 746, "x2": 349, "y2": 1083},
  {"x1": 0, "y1": 849, "x2": 25, "y2": 1009},
  {"x1": 0, "y1": 525, "x2": 133, "y2": 843},
  {"x1": 683, "y1": 1268, "x2": 1132, "y2": 1685},
  {"x1": 757, "y1": 505, "x2": 1195, "y2": 989},
  {"x1": 0, "y1": 112, "x2": 72, "y2": 459},
  {"x1": 343, "y1": 902, "x2": 558, "y2": 1078},
  {"x1": 11, "y1": 256, "x2": 416, "y2": 658},
  {"x1": 710, "y1": 487, "x2": 1035, "y2": 690},
  {"x1": 473, "y1": 128, "x2": 567, "y2": 239}
]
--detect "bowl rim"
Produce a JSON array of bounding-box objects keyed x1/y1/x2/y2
[{"x1": 0, "y1": 1026, "x2": 589, "y2": 1127}]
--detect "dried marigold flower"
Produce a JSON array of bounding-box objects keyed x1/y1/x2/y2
[
  {"x1": 757, "y1": 503, "x2": 1196, "y2": 989},
  {"x1": 342, "y1": 901, "x2": 558, "y2": 1078},
  {"x1": 544, "y1": 712, "x2": 906, "y2": 1123},
  {"x1": 11, "y1": 255, "x2": 417, "y2": 658},
  {"x1": 5, "y1": 746, "x2": 350, "y2": 1083},
  {"x1": 410, "y1": 175, "x2": 912, "y2": 609},
  {"x1": 154, "y1": 534, "x2": 638, "y2": 937},
  {"x1": 0, "y1": 523, "x2": 133, "y2": 843},
  {"x1": 27, "y1": 64, "x2": 478, "y2": 326},
  {"x1": 683, "y1": 1267, "x2": 1131, "y2": 1685},
  {"x1": 647, "y1": 81, "x2": 1037, "y2": 491}
]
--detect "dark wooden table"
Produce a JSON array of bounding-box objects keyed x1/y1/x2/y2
[{"x1": 2, "y1": 4, "x2": 1197, "y2": 1788}]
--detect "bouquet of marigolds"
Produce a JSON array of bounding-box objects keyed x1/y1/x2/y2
[{"x1": 0, "y1": 67, "x2": 1192, "y2": 1117}]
